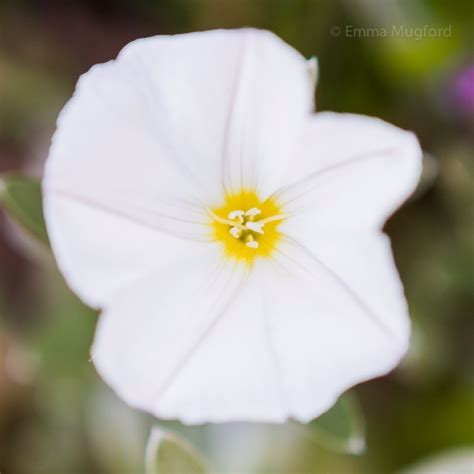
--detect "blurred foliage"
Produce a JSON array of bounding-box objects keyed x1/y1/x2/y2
[
  {"x1": 400, "y1": 447, "x2": 474, "y2": 474},
  {"x1": 308, "y1": 392, "x2": 366, "y2": 455},
  {"x1": 0, "y1": 0, "x2": 473, "y2": 473},
  {"x1": 146, "y1": 427, "x2": 209, "y2": 474},
  {"x1": 0, "y1": 173, "x2": 49, "y2": 244}
]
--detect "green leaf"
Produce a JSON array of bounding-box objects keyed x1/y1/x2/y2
[
  {"x1": 291, "y1": 391, "x2": 366, "y2": 455},
  {"x1": 145, "y1": 427, "x2": 209, "y2": 474},
  {"x1": 0, "y1": 172, "x2": 49, "y2": 245}
]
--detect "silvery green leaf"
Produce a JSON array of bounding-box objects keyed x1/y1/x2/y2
[
  {"x1": 0, "y1": 173, "x2": 49, "y2": 245},
  {"x1": 291, "y1": 391, "x2": 366, "y2": 455},
  {"x1": 145, "y1": 426, "x2": 209, "y2": 474}
]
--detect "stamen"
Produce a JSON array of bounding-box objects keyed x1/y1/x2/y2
[
  {"x1": 208, "y1": 209, "x2": 246, "y2": 229},
  {"x1": 228, "y1": 210, "x2": 245, "y2": 223},
  {"x1": 229, "y1": 226, "x2": 242, "y2": 239},
  {"x1": 245, "y1": 221, "x2": 264, "y2": 234},
  {"x1": 245, "y1": 207, "x2": 262, "y2": 218},
  {"x1": 256, "y1": 214, "x2": 288, "y2": 225},
  {"x1": 245, "y1": 235, "x2": 259, "y2": 249},
  {"x1": 210, "y1": 205, "x2": 284, "y2": 253},
  {"x1": 209, "y1": 192, "x2": 283, "y2": 260}
]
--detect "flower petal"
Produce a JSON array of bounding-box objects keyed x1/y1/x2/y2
[
  {"x1": 275, "y1": 113, "x2": 422, "y2": 230},
  {"x1": 44, "y1": 44, "x2": 210, "y2": 239},
  {"x1": 92, "y1": 257, "x2": 291, "y2": 424},
  {"x1": 261, "y1": 113, "x2": 418, "y2": 421},
  {"x1": 112, "y1": 29, "x2": 314, "y2": 203},
  {"x1": 260, "y1": 234, "x2": 410, "y2": 422},
  {"x1": 155, "y1": 268, "x2": 289, "y2": 423},
  {"x1": 44, "y1": 196, "x2": 207, "y2": 308}
]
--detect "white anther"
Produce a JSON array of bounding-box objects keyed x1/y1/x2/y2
[
  {"x1": 245, "y1": 221, "x2": 264, "y2": 234},
  {"x1": 245, "y1": 207, "x2": 262, "y2": 218},
  {"x1": 246, "y1": 240, "x2": 259, "y2": 249},
  {"x1": 228, "y1": 210, "x2": 245, "y2": 222},
  {"x1": 229, "y1": 226, "x2": 241, "y2": 239}
]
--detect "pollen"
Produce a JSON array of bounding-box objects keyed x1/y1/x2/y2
[{"x1": 208, "y1": 190, "x2": 285, "y2": 264}]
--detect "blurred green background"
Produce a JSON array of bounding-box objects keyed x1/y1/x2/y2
[{"x1": 0, "y1": 0, "x2": 473, "y2": 473}]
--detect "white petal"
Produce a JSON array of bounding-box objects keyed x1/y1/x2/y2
[
  {"x1": 260, "y1": 234, "x2": 410, "y2": 422},
  {"x1": 156, "y1": 274, "x2": 289, "y2": 424},
  {"x1": 259, "y1": 113, "x2": 418, "y2": 421},
  {"x1": 276, "y1": 113, "x2": 422, "y2": 231},
  {"x1": 92, "y1": 258, "x2": 289, "y2": 424},
  {"x1": 113, "y1": 29, "x2": 314, "y2": 202},
  {"x1": 44, "y1": 196, "x2": 206, "y2": 308},
  {"x1": 44, "y1": 46, "x2": 209, "y2": 239}
]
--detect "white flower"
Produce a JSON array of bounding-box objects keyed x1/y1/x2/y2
[{"x1": 43, "y1": 29, "x2": 422, "y2": 424}]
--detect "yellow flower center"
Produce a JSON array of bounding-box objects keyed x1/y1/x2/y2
[{"x1": 209, "y1": 190, "x2": 285, "y2": 264}]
